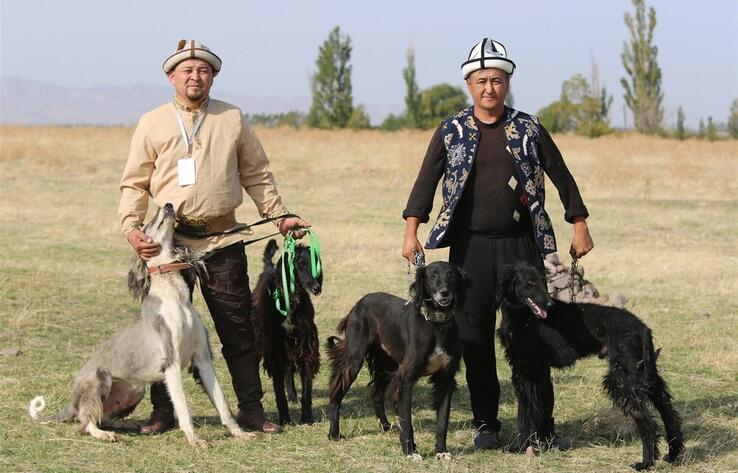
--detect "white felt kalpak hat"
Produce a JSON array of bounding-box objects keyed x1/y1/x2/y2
[
  {"x1": 163, "y1": 39, "x2": 222, "y2": 76},
  {"x1": 461, "y1": 38, "x2": 515, "y2": 79}
]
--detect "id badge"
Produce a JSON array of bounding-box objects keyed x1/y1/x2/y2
[{"x1": 177, "y1": 157, "x2": 196, "y2": 186}]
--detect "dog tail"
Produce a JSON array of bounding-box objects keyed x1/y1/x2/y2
[
  {"x1": 336, "y1": 315, "x2": 349, "y2": 335},
  {"x1": 638, "y1": 327, "x2": 658, "y2": 375},
  {"x1": 263, "y1": 239, "x2": 279, "y2": 271},
  {"x1": 326, "y1": 336, "x2": 348, "y2": 399},
  {"x1": 28, "y1": 396, "x2": 76, "y2": 423}
]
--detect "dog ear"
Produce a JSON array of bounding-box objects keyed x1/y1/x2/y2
[
  {"x1": 495, "y1": 264, "x2": 517, "y2": 308},
  {"x1": 410, "y1": 265, "x2": 426, "y2": 311},
  {"x1": 127, "y1": 256, "x2": 151, "y2": 301}
]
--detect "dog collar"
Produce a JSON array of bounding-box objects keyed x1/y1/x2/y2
[
  {"x1": 422, "y1": 306, "x2": 455, "y2": 324},
  {"x1": 147, "y1": 262, "x2": 193, "y2": 275}
]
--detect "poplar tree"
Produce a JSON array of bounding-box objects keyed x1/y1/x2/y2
[
  {"x1": 403, "y1": 46, "x2": 422, "y2": 129},
  {"x1": 675, "y1": 106, "x2": 686, "y2": 140},
  {"x1": 621, "y1": 0, "x2": 663, "y2": 134},
  {"x1": 307, "y1": 26, "x2": 354, "y2": 128}
]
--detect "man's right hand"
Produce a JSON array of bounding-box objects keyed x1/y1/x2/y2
[
  {"x1": 402, "y1": 217, "x2": 424, "y2": 262},
  {"x1": 126, "y1": 229, "x2": 161, "y2": 261}
]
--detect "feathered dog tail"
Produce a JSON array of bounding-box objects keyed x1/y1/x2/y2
[
  {"x1": 325, "y1": 335, "x2": 347, "y2": 399},
  {"x1": 263, "y1": 239, "x2": 279, "y2": 272},
  {"x1": 28, "y1": 396, "x2": 76, "y2": 423}
]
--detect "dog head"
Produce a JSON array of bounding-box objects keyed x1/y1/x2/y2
[
  {"x1": 269, "y1": 239, "x2": 323, "y2": 297},
  {"x1": 127, "y1": 204, "x2": 178, "y2": 300},
  {"x1": 411, "y1": 261, "x2": 466, "y2": 322},
  {"x1": 293, "y1": 243, "x2": 323, "y2": 296},
  {"x1": 498, "y1": 261, "x2": 552, "y2": 319}
]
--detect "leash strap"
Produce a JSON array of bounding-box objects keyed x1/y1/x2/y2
[
  {"x1": 568, "y1": 254, "x2": 578, "y2": 303},
  {"x1": 176, "y1": 213, "x2": 300, "y2": 239},
  {"x1": 173, "y1": 99, "x2": 210, "y2": 155},
  {"x1": 407, "y1": 251, "x2": 425, "y2": 297}
]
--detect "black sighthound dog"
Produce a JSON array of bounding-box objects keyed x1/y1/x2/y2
[
  {"x1": 497, "y1": 261, "x2": 684, "y2": 471},
  {"x1": 252, "y1": 238, "x2": 322, "y2": 425},
  {"x1": 325, "y1": 261, "x2": 465, "y2": 460}
]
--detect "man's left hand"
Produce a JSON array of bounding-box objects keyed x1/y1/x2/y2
[
  {"x1": 278, "y1": 216, "x2": 311, "y2": 238},
  {"x1": 570, "y1": 217, "x2": 594, "y2": 258}
]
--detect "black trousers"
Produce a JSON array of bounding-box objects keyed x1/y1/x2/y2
[
  {"x1": 449, "y1": 229, "x2": 543, "y2": 433},
  {"x1": 150, "y1": 242, "x2": 264, "y2": 414}
]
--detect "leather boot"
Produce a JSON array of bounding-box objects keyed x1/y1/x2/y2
[
  {"x1": 139, "y1": 382, "x2": 176, "y2": 434},
  {"x1": 236, "y1": 407, "x2": 281, "y2": 433},
  {"x1": 139, "y1": 407, "x2": 176, "y2": 434}
]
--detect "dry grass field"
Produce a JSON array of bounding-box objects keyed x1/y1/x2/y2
[{"x1": 0, "y1": 125, "x2": 736, "y2": 472}]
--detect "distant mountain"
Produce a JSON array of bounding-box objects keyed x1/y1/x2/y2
[{"x1": 0, "y1": 77, "x2": 398, "y2": 126}]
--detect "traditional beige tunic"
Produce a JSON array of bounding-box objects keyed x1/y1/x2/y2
[{"x1": 119, "y1": 98, "x2": 288, "y2": 252}]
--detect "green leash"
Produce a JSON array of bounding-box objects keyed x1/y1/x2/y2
[{"x1": 271, "y1": 228, "x2": 321, "y2": 317}]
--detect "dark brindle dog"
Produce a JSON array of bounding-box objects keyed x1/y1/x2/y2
[
  {"x1": 497, "y1": 261, "x2": 684, "y2": 470},
  {"x1": 252, "y1": 239, "x2": 322, "y2": 425},
  {"x1": 326, "y1": 261, "x2": 465, "y2": 460}
]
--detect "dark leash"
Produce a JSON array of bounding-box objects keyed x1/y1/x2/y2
[
  {"x1": 407, "y1": 251, "x2": 426, "y2": 297},
  {"x1": 568, "y1": 251, "x2": 579, "y2": 304},
  {"x1": 176, "y1": 213, "x2": 300, "y2": 243}
]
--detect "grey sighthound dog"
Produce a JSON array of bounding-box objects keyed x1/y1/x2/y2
[{"x1": 28, "y1": 203, "x2": 253, "y2": 447}]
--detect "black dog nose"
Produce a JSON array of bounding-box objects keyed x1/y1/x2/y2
[{"x1": 439, "y1": 289, "x2": 449, "y2": 298}]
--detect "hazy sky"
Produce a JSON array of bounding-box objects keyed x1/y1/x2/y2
[{"x1": 1, "y1": 0, "x2": 736, "y2": 128}]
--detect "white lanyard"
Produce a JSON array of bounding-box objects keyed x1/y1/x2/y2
[{"x1": 173, "y1": 99, "x2": 210, "y2": 156}]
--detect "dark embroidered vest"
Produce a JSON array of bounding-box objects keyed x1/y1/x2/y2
[{"x1": 426, "y1": 106, "x2": 557, "y2": 255}]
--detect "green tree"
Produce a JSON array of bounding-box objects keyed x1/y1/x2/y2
[
  {"x1": 307, "y1": 26, "x2": 354, "y2": 128},
  {"x1": 706, "y1": 116, "x2": 717, "y2": 141},
  {"x1": 380, "y1": 113, "x2": 406, "y2": 131},
  {"x1": 537, "y1": 74, "x2": 612, "y2": 137},
  {"x1": 418, "y1": 84, "x2": 469, "y2": 129},
  {"x1": 698, "y1": 118, "x2": 705, "y2": 138},
  {"x1": 347, "y1": 105, "x2": 371, "y2": 129},
  {"x1": 675, "y1": 106, "x2": 686, "y2": 140},
  {"x1": 621, "y1": 0, "x2": 664, "y2": 134},
  {"x1": 403, "y1": 46, "x2": 421, "y2": 129},
  {"x1": 728, "y1": 99, "x2": 738, "y2": 139}
]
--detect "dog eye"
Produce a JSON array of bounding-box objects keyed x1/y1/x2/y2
[{"x1": 527, "y1": 280, "x2": 536, "y2": 287}]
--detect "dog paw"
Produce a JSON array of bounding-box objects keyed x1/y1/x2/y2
[
  {"x1": 232, "y1": 429, "x2": 258, "y2": 440},
  {"x1": 630, "y1": 461, "x2": 653, "y2": 471},
  {"x1": 300, "y1": 415, "x2": 314, "y2": 425},
  {"x1": 435, "y1": 452, "x2": 452, "y2": 461},
  {"x1": 406, "y1": 453, "x2": 423, "y2": 461},
  {"x1": 100, "y1": 431, "x2": 119, "y2": 442},
  {"x1": 187, "y1": 435, "x2": 207, "y2": 448},
  {"x1": 380, "y1": 422, "x2": 392, "y2": 432},
  {"x1": 327, "y1": 433, "x2": 345, "y2": 441}
]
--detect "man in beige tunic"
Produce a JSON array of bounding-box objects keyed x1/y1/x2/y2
[{"x1": 119, "y1": 40, "x2": 308, "y2": 434}]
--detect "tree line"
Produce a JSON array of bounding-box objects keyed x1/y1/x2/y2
[{"x1": 249, "y1": 1, "x2": 737, "y2": 140}]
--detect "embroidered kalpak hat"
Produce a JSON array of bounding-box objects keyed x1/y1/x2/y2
[
  {"x1": 461, "y1": 38, "x2": 515, "y2": 79},
  {"x1": 163, "y1": 39, "x2": 222, "y2": 76}
]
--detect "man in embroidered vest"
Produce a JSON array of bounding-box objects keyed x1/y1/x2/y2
[
  {"x1": 402, "y1": 38, "x2": 593, "y2": 449},
  {"x1": 119, "y1": 39, "x2": 309, "y2": 435}
]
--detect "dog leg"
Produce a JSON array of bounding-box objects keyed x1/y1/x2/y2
[
  {"x1": 648, "y1": 371, "x2": 684, "y2": 463},
  {"x1": 285, "y1": 369, "x2": 298, "y2": 403},
  {"x1": 370, "y1": 373, "x2": 392, "y2": 432},
  {"x1": 327, "y1": 337, "x2": 366, "y2": 441},
  {"x1": 396, "y1": 376, "x2": 418, "y2": 458},
  {"x1": 603, "y1": 359, "x2": 659, "y2": 470},
  {"x1": 270, "y1": 367, "x2": 291, "y2": 426},
  {"x1": 431, "y1": 371, "x2": 455, "y2": 457},
  {"x1": 298, "y1": 366, "x2": 314, "y2": 424},
  {"x1": 164, "y1": 365, "x2": 204, "y2": 448},
  {"x1": 511, "y1": 363, "x2": 555, "y2": 450},
  {"x1": 83, "y1": 422, "x2": 118, "y2": 442},
  {"x1": 191, "y1": 352, "x2": 253, "y2": 440}
]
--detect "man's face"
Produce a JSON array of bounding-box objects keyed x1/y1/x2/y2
[
  {"x1": 466, "y1": 68, "x2": 509, "y2": 115},
  {"x1": 168, "y1": 59, "x2": 214, "y2": 104}
]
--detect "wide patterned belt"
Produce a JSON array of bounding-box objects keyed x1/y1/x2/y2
[{"x1": 175, "y1": 213, "x2": 244, "y2": 238}]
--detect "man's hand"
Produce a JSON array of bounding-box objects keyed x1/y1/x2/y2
[
  {"x1": 126, "y1": 229, "x2": 161, "y2": 260},
  {"x1": 402, "y1": 217, "x2": 424, "y2": 262},
  {"x1": 570, "y1": 217, "x2": 594, "y2": 258},
  {"x1": 278, "y1": 216, "x2": 311, "y2": 238}
]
